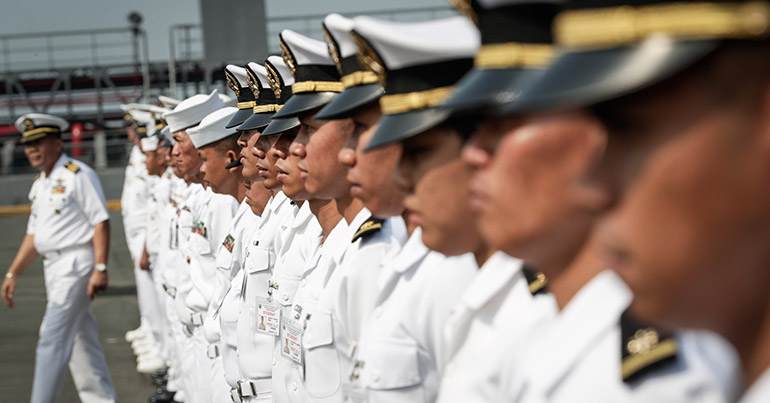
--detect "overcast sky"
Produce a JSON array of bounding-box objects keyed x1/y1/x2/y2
[{"x1": 0, "y1": 0, "x2": 449, "y2": 63}]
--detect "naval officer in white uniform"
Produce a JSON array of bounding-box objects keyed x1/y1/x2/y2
[{"x1": 2, "y1": 113, "x2": 116, "y2": 403}]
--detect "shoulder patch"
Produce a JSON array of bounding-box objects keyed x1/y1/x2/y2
[
  {"x1": 620, "y1": 310, "x2": 678, "y2": 383},
  {"x1": 64, "y1": 161, "x2": 80, "y2": 173},
  {"x1": 352, "y1": 216, "x2": 385, "y2": 243},
  {"x1": 522, "y1": 265, "x2": 549, "y2": 296}
]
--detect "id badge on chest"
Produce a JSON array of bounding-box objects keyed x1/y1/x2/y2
[
  {"x1": 256, "y1": 302, "x2": 281, "y2": 336},
  {"x1": 281, "y1": 322, "x2": 303, "y2": 365}
]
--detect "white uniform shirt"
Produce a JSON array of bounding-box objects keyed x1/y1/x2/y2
[
  {"x1": 27, "y1": 154, "x2": 109, "y2": 253},
  {"x1": 145, "y1": 169, "x2": 174, "y2": 256},
  {"x1": 237, "y1": 192, "x2": 297, "y2": 381},
  {"x1": 347, "y1": 230, "x2": 477, "y2": 403},
  {"x1": 175, "y1": 183, "x2": 205, "y2": 324},
  {"x1": 121, "y1": 145, "x2": 149, "y2": 238},
  {"x1": 502, "y1": 270, "x2": 740, "y2": 403},
  {"x1": 184, "y1": 188, "x2": 239, "y2": 314},
  {"x1": 203, "y1": 200, "x2": 260, "y2": 345},
  {"x1": 279, "y1": 217, "x2": 348, "y2": 403},
  {"x1": 291, "y1": 209, "x2": 408, "y2": 403},
  {"x1": 436, "y1": 252, "x2": 550, "y2": 403},
  {"x1": 740, "y1": 367, "x2": 770, "y2": 403},
  {"x1": 155, "y1": 172, "x2": 187, "y2": 289}
]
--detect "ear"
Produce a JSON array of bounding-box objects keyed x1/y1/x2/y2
[
  {"x1": 571, "y1": 117, "x2": 613, "y2": 213},
  {"x1": 226, "y1": 149, "x2": 240, "y2": 172}
]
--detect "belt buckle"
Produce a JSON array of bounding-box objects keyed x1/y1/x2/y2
[{"x1": 230, "y1": 387, "x2": 241, "y2": 402}]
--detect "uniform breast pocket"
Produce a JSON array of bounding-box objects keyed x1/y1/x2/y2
[
  {"x1": 243, "y1": 246, "x2": 271, "y2": 306},
  {"x1": 215, "y1": 247, "x2": 233, "y2": 271},
  {"x1": 303, "y1": 309, "x2": 340, "y2": 398},
  {"x1": 191, "y1": 232, "x2": 211, "y2": 256},
  {"x1": 49, "y1": 193, "x2": 71, "y2": 211},
  {"x1": 364, "y1": 339, "x2": 424, "y2": 401}
]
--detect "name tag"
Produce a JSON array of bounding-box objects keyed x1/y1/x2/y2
[
  {"x1": 281, "y1": 322, "x2": 303, "y2": 365},
  {"x1": 256, "y1": 302, "x2": 281, "y2": 336}
]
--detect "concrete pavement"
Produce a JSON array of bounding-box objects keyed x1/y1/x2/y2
[{"x1": 0, "y1": 211, "x2": 158, "y2": 402}]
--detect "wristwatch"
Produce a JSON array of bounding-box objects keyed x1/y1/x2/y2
[
  {"x1": 5, "y1": 272, "x2": 15, "y2": 279},
  {"x1": 94, "y1": 263, "x2": 107, "y2": 272}
]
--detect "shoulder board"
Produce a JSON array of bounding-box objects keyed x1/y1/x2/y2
[
  {"x1": 522, "y1": 265, "x2": 549, "y2": 296},
  {"x1": 352, "y1": 216, "x2": 385, "y2": 243},
  {"x1": 33, "y1": 173, "x2": 41, "y2": 181},
  {"x1": 64, "y1": 161, "x2": 81, "y2": 173},
  {"x1": 620, "y1": 309, "x2": 678, "y2": 383}
]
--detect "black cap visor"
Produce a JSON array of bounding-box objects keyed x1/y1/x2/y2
[
  {"x1": 272, "y1": 92, "x2": 340, "y2": 120},
  {"x1": 365, "y1": 108, "x2": 451, "y2": 151},
  {"x1": 261, "y1": 117, "x2": 301, "y2": 137},
  {"x1": 225, "y1": 108, "x2": 255, "y2": 129},
  {"x1": 315, "y1": 83, "x2": 384, "y2": 120},
  {"x1": 442, "y1": 67, "x2": 545, "y2": 114},
  {"x1": 237, "y1": 112, "x2": 275, "y2": 132},
  {"x1": 497, "y1": 37, "x2": 719, "y2": 116}
]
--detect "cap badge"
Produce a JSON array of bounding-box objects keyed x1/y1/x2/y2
[
  {"x1": 246, "y1": 68, "x2": 261, "y2": 100},
  {"x1": 23, "y1": 118, "x2": 35, "y2": 131},
  {"x1": 225, "y1": 71, "x2": 241, "y2": 98},
  {"x1": 280, "y1": 39, "x2": 296, "y2": 75},
  {"x1": 449, "y1": 0, "x2": 479, "y2": 25},
  {"x1": 323, "y1": 26, "x2": 343, "y2": 75},
  {"x1": 352, "y1": 33, "x2": 386, "y2": 87},
  {"x1": 266, "y1": 63, "x2": 282, "y2": 99}
]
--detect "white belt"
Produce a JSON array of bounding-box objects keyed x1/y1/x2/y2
[
  {"x1": 41, "y1": 244, "x2": 91, "y2": 261},
  {"x1": 237, "y1": 378, "x2": 271, "y2": 398},
  {"x1": 230, "y1": 388, "x2": 243, "y2": 402},
  {"x1": 207, "y1": 344, "x2": 220, "y2": 359},
  {"x1": 190, "y1": 312, "x2": 205, "y2": 326}
]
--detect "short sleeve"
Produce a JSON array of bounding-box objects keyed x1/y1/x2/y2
[{"x1": 73, "y1": 168, "x2": 109, "y2": 226}]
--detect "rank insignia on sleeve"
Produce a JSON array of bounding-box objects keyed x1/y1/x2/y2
[
  {"x1": 352, "y1": 216, "x2": 385, "y2": 242},
  {"x1": 223, "y1": 234, "x2": 235, "y2": 253},
  {"x1": 192, "y1": 221, "x2": 208, "y2": 238},
  {"x1": 64, "y1": 161, "x2": 80, "y2": 173},
  {"x1": 620, "y1": 310, "x2": 678, "y2": 383}
]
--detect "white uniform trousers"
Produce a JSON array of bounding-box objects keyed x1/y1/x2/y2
[
  {"x1": 32, "y1": 246, "x2": 116, "y2": 403},
  {"x1": 161, "y1": 279, "x2": 185, "y2": 399},
  {"x1": 127, "y1": 230, "x2": 164, "y2": 350},
  {"x1": 182, "y1": 326, "x2": 213, "y2": 403}
]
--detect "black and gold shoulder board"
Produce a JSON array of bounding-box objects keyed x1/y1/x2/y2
[
  {"x1": 352, "y1": 216, "x2": 384, "y2": 243},
  {"x1": 620, "y1": 310, "x2": 678, "y2": 383},
  {"x1": 64, "y1": 161, "x2": 80, "y2": 173},
  {"x1": 522, "y1": 265, "x2": 549, "y2": 296}
]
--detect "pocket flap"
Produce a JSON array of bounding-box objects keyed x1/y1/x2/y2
[
  {"x1": 246, "y1": 245, "x2": 271, "y2": 274},
  {"x1": 304, "y1": 310, "x2": 334, "y2": 349},
  {"x1": 364, "y1": 339, "x2": 422, "y2": 390}
]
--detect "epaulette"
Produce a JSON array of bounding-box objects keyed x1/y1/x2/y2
[
  {"x1": 620, "y1": 310, "x2": 678, "y2": 383},
  {"x1": 33, "y1": 173, "x2": 41, "y2": 181},
  {"x1": 64, "y1": 161, "x2": 81, "y2": 173},
  {"x1": 352, "y1": 216, "x2": 385, "y2": 243},
  {"x1": 522, "y1": 265, "x2": 549, "y2": 296}
]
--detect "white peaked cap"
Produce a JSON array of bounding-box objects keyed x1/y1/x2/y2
[
  {"x1": 187, "y1": 107, "x2": 239, "y2": 149},
  {"x1": 164, "y1": 89, "x2": 225, "y2": 133},
  {"x1": 158, "y1": 95, "x2": 181, "y2": 109},
  {"x1": 15, "y1": 113, "x2": 69, "y2": 133},
  {"x1": 324, "y1": 13, "x2": 356, "y2": 58},
  {"x1": 281, "y1": 29, "x2": 336, "y2": 66},
  {"x1": 226, "y1": 65, "x2": 249, "y2": 88},
  {"x1": 141, "y1": 134, "x2": 160, "y2": 152},
  {"x1": 266, "y1": 56, "x2": 295, "y2": 86},
  {"x1": 161, "y1": 126, "x2": 174, "y2": 145},
  {"x1": 219, "y1": 93, "x2": 237, "y2": 107},
  {"x1": 352, "y1": 16, "x2": 480, "y2": 70},
  {"x1": 246, "y1": 62, "x2": 270, "y2": 89}
]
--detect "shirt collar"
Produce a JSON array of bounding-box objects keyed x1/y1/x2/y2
[{"x1": 461, "y1": 251, "x2": 521, "y2": 311}]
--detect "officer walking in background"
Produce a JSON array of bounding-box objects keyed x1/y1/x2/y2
[{"x1": 1, "y1": 113, "x2": 117, "y2": 403}]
